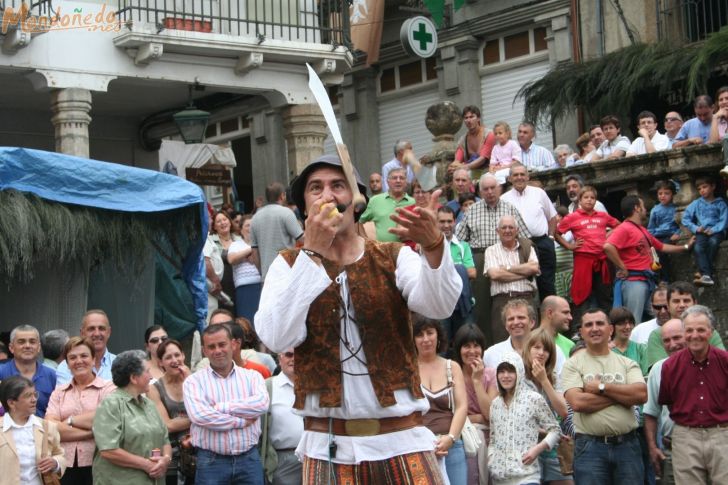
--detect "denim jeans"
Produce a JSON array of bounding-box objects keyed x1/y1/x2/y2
[
  {"x1": 693, "y1": 232, "x2": 724, "y2": 277},
  {"x1": 573, "y1": 433, "x2": 644, "y2": 485},
  {"x1": 621, "y1": 279, "x2": 651, "y2": 323},
  {"x1": 445, "y1": 439, "x2": 467, "y2": 485},
  {"x1": 195, "y1": 447, "x2": 264, "y2": 485}
]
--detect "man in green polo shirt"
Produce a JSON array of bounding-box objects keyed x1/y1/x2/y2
[
  {"x1": 437, "y1": 206, "x2": 475, "y2": 277},
  {"x1": 437, "y1": 206, "x2": 476, "y2": 344},
  {"x1": 359, "y1": 167, "x2": 414, "y2": 242}
]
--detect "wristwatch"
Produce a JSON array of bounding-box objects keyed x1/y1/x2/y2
[{"x1": 598, "y1": 383, "x2": 606, "y2": 395}]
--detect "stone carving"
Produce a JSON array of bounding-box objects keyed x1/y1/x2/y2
[{"x1": 424, "y1": 101, "x2": 461, "y2": 188}]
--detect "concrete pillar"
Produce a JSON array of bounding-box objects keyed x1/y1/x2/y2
[
  {"x1": 437, "y1": 36, "x2": 481, "y2": 110},
  {"x1": 50, "y1": 88, "x2": 92, "y2": 158},
  {"x1": 282, "y1": 104, "x2": 327, "y2": 176},
  {"x1": 249, "y1": 108, "x2": 287, "y2": 200},
  {"x1": 340, "y1": 69, "x2": 381, "y2": 178}
]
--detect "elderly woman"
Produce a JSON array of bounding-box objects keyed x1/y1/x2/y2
[
  {"x1": 93, "y1": 350, "x2": 171, "y2": 485},
  {"x1": 46, "y1": 337, "x2": 115, "y2": 485},
  {"x1": 554, "y1": 145, "x2": 574, "y2": 168},
  {"x1": 145, "y1": 325, "x2": 169, "y2": 381},
  {"x1": 0, "y1": 375, "x2": 66, "y2": 484},
  {"x1": 147, "y1": 339, "x2": 192, "y2": 485}
]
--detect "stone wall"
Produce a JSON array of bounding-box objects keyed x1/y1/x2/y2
[{"x1": 533, "y1": 143, "x2": 728, "y2": 339}]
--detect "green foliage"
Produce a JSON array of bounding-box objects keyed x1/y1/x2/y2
[
  {"x1": 0, "y1": 190, "x2": 199, "y2": 283},
  {"x1": 518, "y1": 27, "x2": 728, "y2": 128}
]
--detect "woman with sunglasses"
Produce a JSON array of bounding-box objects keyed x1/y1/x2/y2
[{"x1": 145, "y1": 325, "x2": 169, "y2": 381}]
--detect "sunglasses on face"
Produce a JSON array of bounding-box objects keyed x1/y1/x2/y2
[
  {"x1": 282, "y1": 352, "x2": 294, "y2": 358},
  {"x1": 664, "y1": 118, "x2": 681, "y2": 122},
  {"x1": 652, "y1": 304, "x2": 668, "y2": 311},
  {"x1": 148, "y1": 336, "x2": 169, "y2": 344}
]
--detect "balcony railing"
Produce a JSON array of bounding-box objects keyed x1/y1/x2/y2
[
  {"x1": 116, "y1": 0, "x2": 351, "y2": 46},
  {"x1": 657, "y1": 0, "x2": 728, "y2": 43},
  {"x1": 0, "y1": 0, "x2": 54, "y2": 31}
]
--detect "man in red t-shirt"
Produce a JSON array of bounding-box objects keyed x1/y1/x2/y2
[
  {"x1": 604, "y1": 195, "x2": 692, "y2": 322},
  {"x1": 556, "y1": 185, "x2": 619, "y2": 315}
]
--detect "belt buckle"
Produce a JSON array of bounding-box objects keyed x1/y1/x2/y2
[{"x1": 344, "y1": 419, "x2": 381, "y2": 436}]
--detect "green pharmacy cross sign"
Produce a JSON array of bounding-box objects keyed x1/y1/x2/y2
[{"x1": 400, "y1": 16, "x2": 438, "y2": 59}]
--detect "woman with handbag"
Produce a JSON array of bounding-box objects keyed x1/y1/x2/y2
[
  {"x1": 92, "y1": 350, "x2": 171, "y2": 485},
  {"x1": 452, "y1": 325, "x2": 498, "y2": 485},
  {"x1": 414, "y1": 315, "x2": 468, "y2": 485},
  {"x1": 147, "y1": 339, "x2": 193, "y2": 485},
  {"x1": 522, "y1": 329, "x2": 572, "y2": 485},
  {"x1": 45, "y1": 337, "x2": 115, "y2": 485},
  {"x1": 0, "y1": 375, "x2": 66, "y2": 485}
]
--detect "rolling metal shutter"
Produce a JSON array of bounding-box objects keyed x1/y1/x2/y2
[
  {"x1": 378, "y1": 86, "x2": 438, "y2": 163},
  {"x1": 480, "y1": 60, "x2": 553, "y2": 151}
]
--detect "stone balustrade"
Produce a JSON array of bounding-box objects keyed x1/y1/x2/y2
[{"x1": 533, "y1": 142, "x2": 728, "y2": 339}]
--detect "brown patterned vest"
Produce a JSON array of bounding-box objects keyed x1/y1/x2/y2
[{"x1": 279, "y1": 239, "x2": 424, "y2": 410}]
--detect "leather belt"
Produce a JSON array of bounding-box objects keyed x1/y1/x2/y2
[
  {"x1": 575, "y1": 430, "x2": 637, "y2": 445},
  {"x1": 304, "y1": 412, "x2": 422, "y2": 437},
  {"x1": 471, "y1": 248, "x2": 485, "y2": 254},
  {"x1": 494, "y1": 290, "x2": 534, "y2": 298}
]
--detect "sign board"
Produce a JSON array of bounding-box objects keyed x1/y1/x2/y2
[
  {"x1": 185, "y1": 164, "x2": 232, "y2": 186},
  {"x1": 400, "y1": 16, "x2": 438, "y2": 58}
]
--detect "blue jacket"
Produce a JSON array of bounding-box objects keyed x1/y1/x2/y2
[
  {"x1": 648, "y1": 203, "x2": 680, "y2": 239},
  {"x1": 682, "y1": 197, "x2": 728, "y2": 235}
]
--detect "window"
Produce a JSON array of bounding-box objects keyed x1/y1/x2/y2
[
  {"x1": 482, "y1": 27, "x2": 549, "y2": 66},
  {"x1": 220, "y1": 118, "x2": 239, "y2": 134},
  {"x1": 380, "y1": 67, "x2": 396, "y2": 93},
  {"x1": 483, "y1": 40, "x2": 500, "y2": 65},
  {"x1": 399, "y1": 61, "x2": 423, "y2": 88},
  {"x1": 534, "y1": 27, "x2": 548, "y2": 51},
  {"x1": 378, "y1": 59, "x2": 436, "y2": 93},
  {"x1": 425, "y1": 57, "x2": 437, "y2": 80},
  {"x1": 504, "y1": 31, "x2": 529, "y2": 60},
  {"x1": 328, "y1": 85, "x2": 340, "y2": 106}
]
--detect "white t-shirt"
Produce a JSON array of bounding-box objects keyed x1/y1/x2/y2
[
  {"x1": 596, "y1": 136, "x2": 631, "y2": 158},
  {"x1": 228, "y1": 240, "x2": 261, "y2": 287},
  {"x1": 630, "y1": 318, "x2": 658, "y2": 345},
  {"x1": 627, "y1": 132, "x2": 669, "y2": 155}
]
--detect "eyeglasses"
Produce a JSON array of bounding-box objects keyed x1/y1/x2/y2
[
  {"x1": 282, "y1": 352, "x2": 294, "y2": 358},
  {"x1": 664, "y1": 117, "x2": 681, "y2": 122},
  {"x1": 148, "y1": 336, "x2": 169, "y2": 344},
  {"x1": 652, "y1": 304, "x2": 668, "y2": 311}
]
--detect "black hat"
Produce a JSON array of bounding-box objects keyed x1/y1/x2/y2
[{"x1": 289, "y1": 154, "x2": 368, "y2": 220}]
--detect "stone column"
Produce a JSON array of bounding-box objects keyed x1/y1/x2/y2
[
  {"x1": 437, "y1": 36, "x2": 481, "y2": 110},
  {"x1": 50, "y1": 88, "x2": 92, "y2": 158},
  {"x1": 282, "y1": 104, "x2": 328, "y2": 176}
]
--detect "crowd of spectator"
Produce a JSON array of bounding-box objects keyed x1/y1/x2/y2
[{"x1": 0, "y1": 89, "x2": 727, "y2": 485}]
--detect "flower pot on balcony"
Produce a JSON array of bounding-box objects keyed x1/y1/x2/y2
[
  {"x1": 163, "y1": 17, "x2": 194, "y2": 31},
  {"x1": 192, "y1": 20, "x2": 212, "y2": 32}
]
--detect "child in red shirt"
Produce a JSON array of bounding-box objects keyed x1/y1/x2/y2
[{"x1": 555, "y1": 186, "x2": 620, "y2": 311}]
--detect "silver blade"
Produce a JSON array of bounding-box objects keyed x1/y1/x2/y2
[{"x1": 306, "y1": 63, "x2": 343, "y2": 146}]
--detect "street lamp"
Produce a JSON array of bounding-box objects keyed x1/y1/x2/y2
[{"x1": 173, "y1": 86, "x2": 210, "y2": 144}]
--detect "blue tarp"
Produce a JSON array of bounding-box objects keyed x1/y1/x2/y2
[{"x1": 0, "y1": 147, "x2": 209, "y2": 331}]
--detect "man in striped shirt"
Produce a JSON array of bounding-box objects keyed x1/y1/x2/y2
[
  {"x1": 484, "y1": 215, "x2": 540, "y2": 343},
  {"x1": 517, "y1": 122, "x2": 558, "y2": 171},
  {"x1": 183, "y1": 324, "x2": 269, "y2": 484}
]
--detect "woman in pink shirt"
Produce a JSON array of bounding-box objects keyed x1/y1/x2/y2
[{"x1": 46, "y1": 337, "x2": 115, "y2": 485}]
